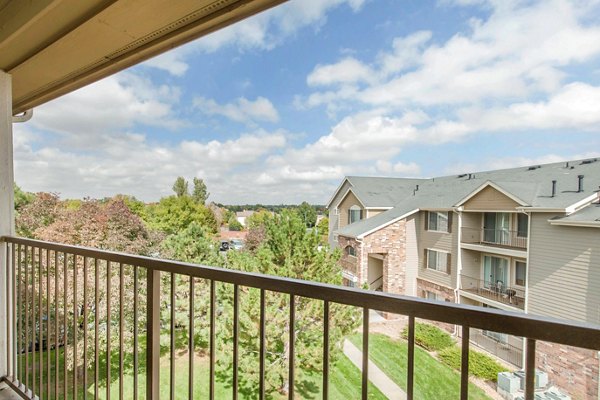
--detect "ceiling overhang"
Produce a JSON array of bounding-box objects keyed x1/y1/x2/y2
[{"x1": 0, "y1": 0, "x2": 285, "y2": 114}]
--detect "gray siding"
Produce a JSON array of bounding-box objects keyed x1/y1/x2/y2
[
  {"x1": 328, "y1": 181, "x2": 352, "y2": 247},
  {"x1": 416, "y1": 211, "x2": 458, "y2": 289},
  {"x1": 528, "y1": 213, "x2": 600, "y2": 324}
]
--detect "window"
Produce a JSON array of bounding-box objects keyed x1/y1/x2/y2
[
  {"x1": 517, "y1": 214, "x2": 528, "y2": 238},
  {"x1": 345, "y1": 246, "x2": 356, "y2": 257},
  {"x1": 425, "y1": 290, "x2": 439, "y2": 301},
  {"x1": 483, "y1": 255, "x2": 508, "y2": 289},
  {"x1": 426, "y1": 249, "x2": 450, "y2": 273},
  {"x1": 427, "y1": 211, "x2": 450, "y2": 232},
  {"x1": 348, "y1": 206, "x2": 362, "y2": 224},
  {"x1": 515, "y1": 261, "x2": 526, "y2": 286}
]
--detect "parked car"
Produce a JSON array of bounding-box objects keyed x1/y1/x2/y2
[
  {"x1": 229, "y1": 239, "x2": 244, "y2": 250},
  {"x1": 219, "y1": 240, "x2": 230, "y2": 251}
]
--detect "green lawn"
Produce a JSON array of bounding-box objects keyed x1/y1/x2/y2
[
  {"x1": 18, "y1": 343, "x2": 386, "y2": 400},
  {"x1": 349, "y1": 334, "x2": 491, "y2": 400}
]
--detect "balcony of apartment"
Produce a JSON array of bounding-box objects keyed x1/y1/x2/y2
[
  {"x1": 460, "y1": 274, "x2": 525, "y2": 310},
  {"x1": 0, "y1": 236, "x2": 599, "y2": 400},
  {"x1": 461, "y1": 227, "x2": 528, "y2": 258}
]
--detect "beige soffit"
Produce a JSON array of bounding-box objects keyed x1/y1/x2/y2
[{"x1": 0, "y1": 0, "x2": 285, "y2": 114}]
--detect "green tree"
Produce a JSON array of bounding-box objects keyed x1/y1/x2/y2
[
  {"x1": 316, "y1": 216, "x2": 329, "y2": 244},
  {"x1": 13, "y1": 183, "x2": 34, "y2": 211},
  {"x1": 192, "y1": 177, "x2": 209, "y2": 204},
  {"x1": 172, "y1": 176, "x2": 189, "y2": 197},
  {"x1": 228, "y1": 215, "x2": 243, "y2": 231},
  {"x1": 146, "y1": 195, "x2": 218, "y2": 235},
  {"x1": 245, "y1": 209, "x2": 272, "y2": 229},
  {"x1": 297, "y1": 201, "x2": 317, "y2": 227}
]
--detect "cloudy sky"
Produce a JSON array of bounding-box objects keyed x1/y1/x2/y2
[{"x1": 14, "y1": 0, "x2": 600, "y2": 204}]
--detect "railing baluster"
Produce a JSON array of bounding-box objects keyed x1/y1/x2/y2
[
  {"x1": 38, "y1": 247, "x2": 44, "y2": 397},
  {"x1": 63, "y1": 253, "x2": 68, "y2": 399},
  {"x1": 46, "y1": 248, "x2": 50, "y2": 398},
  {"x1": 5, "y1": 242, "x2": 11, "y2": 380},
  {"x1": 232, "y1": 284, "x2": 239, "y2": 400},
  {"x1": 83, "y1": 256, "x2": 88, "y2": 400},
  {"x1": 407, "y1": 315, "x2": 415, "y2": 400},
  {"x1": 361, "y1": 308, "x2": 369, "y2": 400},
  {"x1": 460, "y1": 326, "x2": 470, "y2": 400},
  {"x1": 288, "y1": 294, "x2": 295, "y2": 400},
  {"x1": 73, "y1": 254, "x2": 78, "y2": 400},
  {"x1": 133, "y1": 265, "x2": 138, "y2": 400},
  {"x1": 25, "y1": 245, "x2": 29, "y2": 395},
  {"x1": 94, "y1": 259, "x2": 99, "y2": 400},
  {"x1": 54, "y1": 251, "x2": 58, "y2": 400},
  {"x1": 323, "y1": 300, "x2": 329, "y2": 400},
  {"x1": 259, "y1": 289, "x2": 266, "y2": 400},
  {"x1": 33, "y1": 247, "x2": 37, "y2": 398},
  {"x1": 170, "y1": 272, "x2": 175, "y2": 400},
  {"x1": 147, "y1": 268, "x2": 160, "y2": 400},
  {"x1": 525, "y1": 338, "x2": 536, "y2": 400},
  {"x1": 107, "y1": 260, "x2": 111, "y2": 400},
  {"x1": 17, "y1": 244, "x2": 22, "y2": 387},
  {"x1": 188, "y1": 276, "x2": 194, "y2": 400},
  {"x1": 209, "y1": 280, "x2": 215, "y2": 400},
  {"x1": 119, "y1": 262, "x2": 124, "y2": 400}
]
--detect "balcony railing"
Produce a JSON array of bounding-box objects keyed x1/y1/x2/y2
[
  {"x1": 462, "y1": 227, "x2": 528, "y2": 249},
  {"x1": 461, "y1": 275, "x2": 525, "y2": 309},
  {"x1": 470, "y1": 328, "x2": 523, "y2": 368},
  {"x1": 1, "y1": 236, "x2": 600, "y2": 400}
]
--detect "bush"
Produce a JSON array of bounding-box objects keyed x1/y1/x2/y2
[
  {"x1": 437, "y1": 346, "x2": 508, "y2": 382},
  {"x1": 402, "y1": 323, "x2": 454, "y2": 351}
]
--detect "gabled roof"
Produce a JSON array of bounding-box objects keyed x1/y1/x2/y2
[
  {"x1": 334, "y1": 158, "x2": 600, "y2": 238},
  {"x1": 550, "y1": 202, "x2": 600, "y2": 228},
  {"x1": 326, "y1": 176, "x2": 426, "y2": 209}
]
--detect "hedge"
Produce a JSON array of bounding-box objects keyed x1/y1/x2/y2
[
  {"x1": 437, "y1": 346, "x2": 508, "y2": 382},
  {"x1": 401, "y1": 323, "x2": 454, "y2": 352}
]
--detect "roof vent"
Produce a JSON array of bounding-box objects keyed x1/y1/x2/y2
[
  {"x1": 457, "y1": 174, "x2": 467, "y2": 178},
  {"x1": 578, "y1": 175, "x2": 584, "y2": 193},
  {"x1": 580, "y1": 158, "x2": 598, "y2": 165},
  {"x1": 565, "y1": 161, "x2": 569, "y2": 168},
  {"x1": 527, "y1": 165, "x2": 541, "y2": 171},
  {"x1": 551, "y1": 180, "x2": 557, "y2": 198},
  {"x1": 415, "y1": 184, "x2": 419, "y2": 191}
]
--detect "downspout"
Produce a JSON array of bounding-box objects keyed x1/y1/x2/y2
[
  {"x1": 522, "y1": 209, "x2": 532, "y2": 368},
  {"x1": 453, "y1": 206, "x2": 464, "y2": 337},
  {"x1": 12, "y1": 109, "x2": 33, "y2": 123}
]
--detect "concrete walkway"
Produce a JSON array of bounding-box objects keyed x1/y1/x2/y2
[{"x1": 343, "y1": 339, "x2": 407, "y2": 400}]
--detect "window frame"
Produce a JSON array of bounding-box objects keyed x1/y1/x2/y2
[
  {"x1": 348, "y1": 206, "x2": 362, "y2": 224},
  {"x1": 427, "y1": 211, "x2": 450, "y2": 233},
  {"x1": 425, "y1": 248, "x2": 451, "y2": 274},
  {"x1": 515, "y1": 260, "x2": 526, "y2": 287},
  {"x1": 345, "y1": 245, "x2": 356, "y2": 257},
  {"x1": 516, "y1": 213, "x2": 528, "y2": 238}
]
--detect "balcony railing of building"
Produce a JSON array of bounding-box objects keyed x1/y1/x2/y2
[
  {"x1": 470, "y1": 328, "x2": 524, "y2": 368},
  {"x1": 461, "y1": 227, "x2": 528, "y2": 249},
  {"x1": 1, "y1": 236, "x2": 600, "y2": 400},
  {"x1": 461, "y1": 275, "x2": 525, "y2": 309}
]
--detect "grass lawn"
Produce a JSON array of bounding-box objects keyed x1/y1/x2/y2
[
  {"x1": 18, "y1": 343, "x2": 386, "y2": 399},
  {"x1": 349, "y1": 333, "x2": 491, "y2": 400}
]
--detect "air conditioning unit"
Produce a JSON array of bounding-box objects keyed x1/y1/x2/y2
[
  {"x1": 513, "y1": 370, "x2": 549, "y2": 390},
  {"x1": 498, "y1": 372, "x2": 521, "y2": 394}
]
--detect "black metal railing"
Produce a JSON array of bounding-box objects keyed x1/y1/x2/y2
[
  {"x1": 1, "y1": 236, "x2": 600, "y2": 400},
  {"x1": 462, "y1": 227, "x2": 528, "y2": 249},
  {"x1": 461, "y1": 275, "x2": 525, "y2": 309}
]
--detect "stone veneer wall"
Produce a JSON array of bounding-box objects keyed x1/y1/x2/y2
[
  {"x1": 536, "y1": 342, "x2": 598, "y2": 399},
  {"x1": 361, "y1": 220, "x2": 407, "y2": 295},
  {"x1": 338, "y1": 235, "x2": 362, "y2": 280},
  {"x1": 416, "y1": 278, "x2": 455, "y2": 333}
]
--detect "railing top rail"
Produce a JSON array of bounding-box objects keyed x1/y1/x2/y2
[{"x1": 4, "y1": 235, "x2": 600, "y2": 350}]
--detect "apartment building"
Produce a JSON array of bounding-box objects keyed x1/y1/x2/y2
[{"x1": 328, "y1": 159, "x2": 600, "y2": 399}]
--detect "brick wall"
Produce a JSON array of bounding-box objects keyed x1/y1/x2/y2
[
  {"x1": 417, "y1": 278, "x2": 455, "y2": 332},
  {"x1": 338, "y1": 235, "x2": 362, "y2": 279},
  {"x1": 537, "y1": 341, "x2": 599, "y2": 399}
]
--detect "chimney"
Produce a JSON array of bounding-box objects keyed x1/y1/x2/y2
[
  {"x1": 551, "y1": 180, "x2": 557, "y2": 197},
  {"x1": 578, "y1": 175, "x2": 584, "y2": 193}
]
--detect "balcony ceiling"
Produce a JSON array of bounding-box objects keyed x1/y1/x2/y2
[{"x1": 0, "y1": 0, "x2": 284, "y2": 114}]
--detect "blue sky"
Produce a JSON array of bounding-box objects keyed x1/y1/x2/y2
[{"x1": 14, "y1": 0, "x2": 600, "y2": 204}]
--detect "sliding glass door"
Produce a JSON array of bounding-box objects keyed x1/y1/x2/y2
[
  {"x1": 483, "y1": 255, "x2": 508, "y2": 290},
  {"x1": 483, "y1": 212, "x2": 510, "y2": 244}
]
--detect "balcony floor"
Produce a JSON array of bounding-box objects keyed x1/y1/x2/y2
[
  {"x1": 0, "y1": 384, "x2": 21, "y2": 400},
  {"x1": 463, "y1": 287, "x2": 525, "y2": 309}
]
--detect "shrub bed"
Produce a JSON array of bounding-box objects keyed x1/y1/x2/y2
[
  {"x1": 437, "y1": 346, "x2": 507, "y2": 382},
  {"x1": 402, "y1": 322, "x2": 454, "y2": 352}
]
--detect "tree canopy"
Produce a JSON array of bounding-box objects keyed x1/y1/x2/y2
[{"x1": 297, "y1": 201, "x2": 318, "y2": 228}]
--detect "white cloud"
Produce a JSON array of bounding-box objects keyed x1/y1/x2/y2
[
  {"x1": 141, "y1": 0, "x2": 366, "y2": 76},
  {"x1": 193, "y1": 96, "x2": 279, "y2": 124},
  {"x1": 307, "y1": 57, "x2": 374, "y2": 86},
  {"x1": 301, "y1": 0, "x2": 600, "y2": 109}
]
